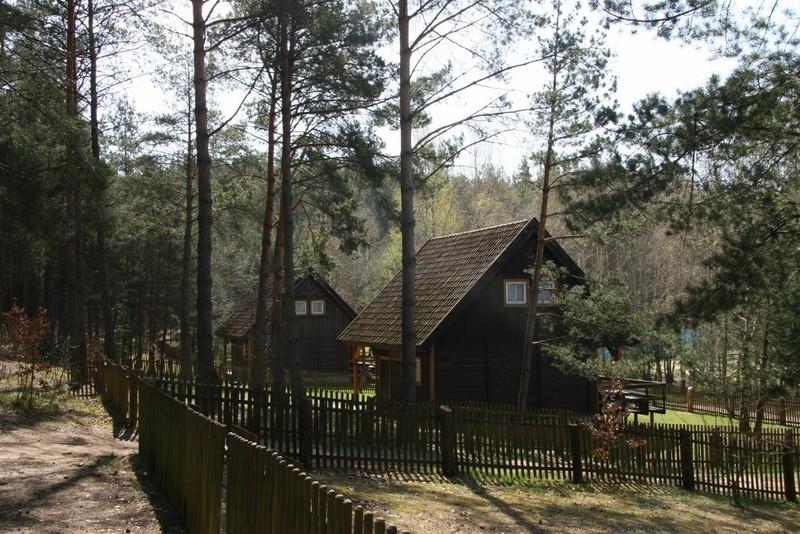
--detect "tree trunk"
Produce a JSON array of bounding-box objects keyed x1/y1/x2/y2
[
  {"x1": 754, "y1": 320, "x2": 769, "y2": 434},
  {"x1": 251, "y1": 91, "x2": 278, "y2": 391},
  {"x1": 192, "y1": 0, "x2": 217, "y2": 384},
  {"x1": 88, "y1": 0, "x2": 115, "y2": 362},
  {"x1": 65, "y1": 0, "x2": 86, "y2": 378},
  {"x1": 737, "y1": 318, "x2": 752, "y2": 431},
  {"x1": 398, "y1": 0, "x2": 416, "y2": 403},
  {"x1": 180, "y1": 82, "x2": 194, "y2": 380},
  {"x1": 721, "y1": 314, "x2": 730, "y2": 394},
  {"x1": 517, "y1": 6, "x2": 561, "y2": 411},
  {"x1": 270, "y1": 199, "x2": 287, "y2": 404},
  {"x1": 278, "y1": 12, "x2": 305, "y2": 399}
]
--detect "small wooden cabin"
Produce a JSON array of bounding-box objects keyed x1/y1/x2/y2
[
  {"x1": 216, "y1": 271, "x2": 357, "y2": 376},
  {"x1": 338, "y1": 218, "x2": 595, "y2": 413}
]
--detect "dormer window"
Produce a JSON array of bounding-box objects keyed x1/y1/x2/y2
[
  {"x1": 504, "y1": 280, "x2": 527, "y2": 306},
  {"x1": 310, "y1": 299, "x2": 325, "y2": 315}
]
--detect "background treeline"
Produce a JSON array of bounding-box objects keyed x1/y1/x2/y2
[{"x1": 0, "y1": 0, "x2": 798, "y2": 420}]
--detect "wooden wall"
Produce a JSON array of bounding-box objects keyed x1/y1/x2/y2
[
  {"x1": 374, "y1": 348, "x2": 430, "y2": 403},
  {"x1": 434, "y1": 241, "x2": 595, "y2": 413},
  {"x1": 293, "y1": 277, "x2": 355, "y2": 375}
]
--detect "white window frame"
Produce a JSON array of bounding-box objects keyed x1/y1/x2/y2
[
  {"x1": 504, "y1": 280, "x2": 528, "y2": 306},
  {"x1": 294, "y1": 300, "x2": 308, "y2": 315},
  {"x1": 310, "y1": 299, "x2": 325, "y2": 316},
  {"x1": 537, "y1": 279, "x2": 557, "y2": 305}
]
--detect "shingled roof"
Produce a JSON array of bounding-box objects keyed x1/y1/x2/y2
[
  {"x1": 338, "y1": 218, "x2": 582, "y2": 348},
  {"x1": 215, "y1": 294, "x2": 264, "y2": 341},
  {"x1": 216, "y1": 271, "x2": 356, "y2": 341}
]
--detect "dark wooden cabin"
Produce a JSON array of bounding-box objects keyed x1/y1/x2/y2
[
  {"x1": 338, "y1": 218, "x2": 595, "y2": 413},
  {"x1": 216, "y1": 271, "x2": 357, "y2": 377}
]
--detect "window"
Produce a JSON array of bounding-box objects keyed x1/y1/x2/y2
[
  {"x1": 416, "y1": 357, "x2": 422, "y2": 386},
  {"x1": 504, "y1": 280, "x2": 527, "y2": 306},
  {"x1": 294, "y1": 300, "x2": 307, "y2": 315},
  {"x1": 537, "y1": 279, "x2": 557, "y2": 304},
  {"x1": 310, "y1": 299, "x2": 325, "y2": 315}
]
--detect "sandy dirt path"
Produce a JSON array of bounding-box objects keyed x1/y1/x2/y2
[{"x1": 0, "y1": 398, "x2": 184, "y2": 533}]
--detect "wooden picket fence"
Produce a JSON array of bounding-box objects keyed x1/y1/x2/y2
[
  {"x1": 227, "y1": 433, "x2": 407, "y2": 534},
  {"x1": 665, "y1": 384, "x2": 800, "y2": 427},
  {"x1": 94, "y1": 359, "x2": 406, "y2": 533},
  {"x1": 119, "y1": 356, "x2": 376, "y2": 396},
  {"x1": 94, "y1": 358, "x2": 800, "y2": 504},
  {"x1": 138, "y1": 380, "x2": 226, "y2": 534},
  {"x1": 97, "y1": 360, "x2": 136, "y2": 423}
]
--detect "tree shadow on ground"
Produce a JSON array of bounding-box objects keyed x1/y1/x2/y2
[
  {"x1": 458, "y1": 477, "x2": 546, "y2": 532},
  {"x1": 0, "y1": 454, "x2": 116, "y2": 531},
  {"x1": 455, "y1": 475, "x2": 800, "y2": 533},
  {"x1": 131, "y1": 455, "x2": 186, "y2": 533},
  {"x1": 95, "y1": 396, "x2": 182, "y2": 532}
]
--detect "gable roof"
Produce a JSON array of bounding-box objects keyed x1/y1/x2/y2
[
  {"x1": 338, "y1": 218, "x2": 583, "y2": 348},
  {"x1": 216, "y1": 271, "x2": 356, "y2": 341},
  {"x1": 216, "y1": 295, "x2": 260, "y2": 340}
]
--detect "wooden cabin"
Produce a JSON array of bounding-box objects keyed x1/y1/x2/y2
[
  {"x1": 338, "y1": 218, "x2": 595, "y2": 413},
  {"x1": 216, "y1": 270, "x2": 357, "y2": 376}
]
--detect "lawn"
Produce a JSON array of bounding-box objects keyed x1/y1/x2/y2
[
  {"x1": 629, "y1": 409, "x2": 787, "y2": 429},
  {"x1": 317, "y1": 472, "x2": 800, "y2": 533}
]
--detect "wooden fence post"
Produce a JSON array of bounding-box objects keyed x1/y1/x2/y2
[
  {"x1": 680, "y1": 429, "x2": 695, "y2": 491},
  {"x1": 783, "y1": 429, "x2": 797, "y2": 503},
  {"x1": 569, "y1": 423, "x2": 583, "y2": 484},
  {"x1": 129, "y1": 370, "x2": 138, "y2": 428},
  {"x1": 363, "y1": 511, "x2": 374, "y2": 534},
  {"x1": 779, "y1": 398, "x2": 787, "y2": 427},
  {"x1": 300, "y1": 397, "x2": 313, "y2": 469},
  {"x1": 343, "y1": 499, "x2": 353, "y2": 533},
  {"x1": 439, "y1": 405, "x2": 457, "y2": 477},
  {"x1": 686, "y1": 387, "x2": 694, "y2": 414}
]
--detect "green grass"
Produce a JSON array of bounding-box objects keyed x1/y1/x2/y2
[
  {"x1": 630, "y1": 409, "x2": 786, "y2": 429},
  {"x1": 0, "y1": 368, "x2": 104, "y2": 422}
]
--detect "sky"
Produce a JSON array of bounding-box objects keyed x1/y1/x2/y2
[{"x1": 118, "y1": 2, "x2": 763, "y2": 176}]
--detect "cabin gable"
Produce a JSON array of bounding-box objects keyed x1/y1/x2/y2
[
  {"x1": 217, "y1": 272, "x2": 356, "y2": 377},
  {"x1": 294, "y1": 276, "x2": 357, "y2": 374},
  {"x1": 432, "y1": 237, "x2": 594, "y2": 412}
]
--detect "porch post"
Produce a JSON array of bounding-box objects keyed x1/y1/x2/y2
[
  {"x1": 429, "y1": 345, "x2": 436, "y2": 402},
  {"x1": 351, "y1": 345, "x2": 361, "y2": 395}
]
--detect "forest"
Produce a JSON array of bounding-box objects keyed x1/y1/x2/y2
[{"x1": 0, "y1": 0, "x2": 798, "y2": 421}]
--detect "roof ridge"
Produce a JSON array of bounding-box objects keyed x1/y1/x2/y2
[{"x1": 429, "y1": 219, "x2": 530, "y2": 240}]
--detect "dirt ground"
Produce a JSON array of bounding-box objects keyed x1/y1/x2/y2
[
  {"x1": 0, "y1": 394, "x2": 184, "y2": 533},
  {"x1": 317, "y1": 471, "x2": 800, "y2": 534}
]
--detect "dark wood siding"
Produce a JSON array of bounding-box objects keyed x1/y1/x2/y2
[
  {"x1": 434, "y1": 241, "x2": 595, "y2": 413},
  {"x1": 293, "y1": 277, "x2": 355, "y2": 375},
  {"x1": 374, "y1": 348, "x2": 430, "y2": 403}
]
